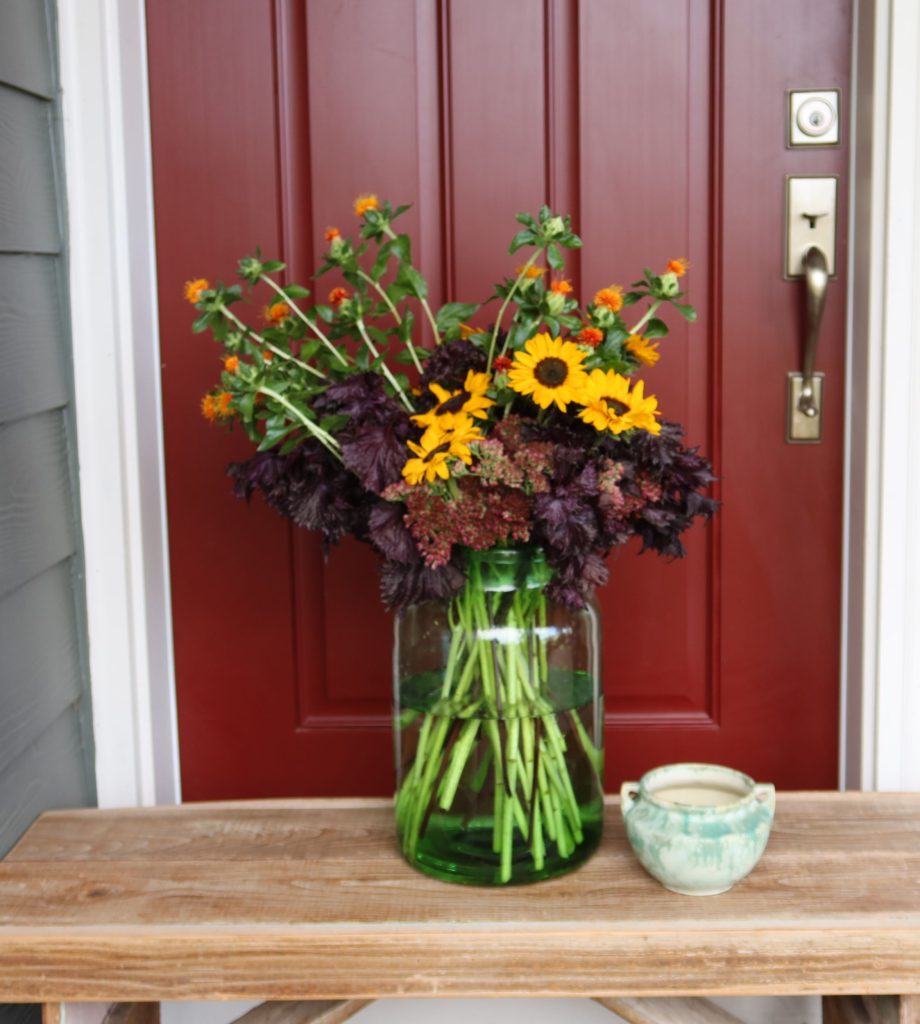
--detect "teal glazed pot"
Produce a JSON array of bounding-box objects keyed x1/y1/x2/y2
[{"x1": 620, "y1": 763, "x2": 776, "y2": 896}]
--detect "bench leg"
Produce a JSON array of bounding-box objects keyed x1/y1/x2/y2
[
  {"x1": 42, "y1": 1006, "x2": 63, "y2": 1024},
  {"x1": 823, "y1": 995, "x2": 920, "y2": 1023}
]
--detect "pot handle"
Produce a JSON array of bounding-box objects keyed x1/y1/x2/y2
[
  {"x1": 620, "y1": 782, "x2": 640, "y2": 818},
  {"x1": 754, "y1": 783, "x2": 776, "y2": 814}
]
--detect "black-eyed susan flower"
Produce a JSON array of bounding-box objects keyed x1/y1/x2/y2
[
  {"x1": 625, "y1": 333, "x2": 661, "y2": 367},
  {"x1": 402, "y1": 414, "x2": 482, "y2": 486},
  {"x1": 413, "y1": 370, "x2": 494, "y2": 427},
  {"x1": 508, "y1": 333, "x2": 588, "y2": 412},
  {"x1": 577, "y1": 369, "x2": 661, "y2": 436}
]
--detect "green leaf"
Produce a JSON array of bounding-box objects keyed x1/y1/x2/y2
[
  {"x1": 390, "y1": 234, "x2": 412, "y2": 263},
  {"x1": 393, "y1": 204, "x2": 412, "y2": 219},
  {"x1": 283, "y1": 284, "x2": 310, "y2": 299},
  {"x1": 192, "y1": 313, "x2": 211, "y2": 334},
  {"x1": 643, "y1": 318, "x2": 670, "y2": 339},
  {"x1": 398, "y1": 309, "x2": 415, "y2": 343},
  {"x1": 319, "y1": 413, "x2": 349, "y2": 434},
  {"x1": 262, "y1": 260, "x2": 285, "y2": 273},
  {"x1": 544, "y1": 316, "x2": 560, "y2": 336},
  {"x1": 546, "y1": 243, "x2": 564, "y2": 270},
  {"x1": 515, "y1": 212, "x2": 536, "y2": 228},
  {"x1": 370, "y1": 240, "x2": 393, "y2": 282},
  {"x1": 436, "y1": 301, "x2": 480, "y2": 330},
  {"x1": 508, "y1": 229, "x2": 535, "y2": 254},
  {"x1": 314, "y1": 304, "x2": 334, "y2": 323},
  {"x1": 396, "y1": 262, "x2": 428, "y2": 300},
  {"x1": 671, "y1": 301, "x2": 697, "y2": 322},
  {"x1": 623, "y1": 291, "x2": 642, "y2": 307}
]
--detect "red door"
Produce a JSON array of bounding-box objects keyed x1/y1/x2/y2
[{"x1": 147, "y1": 0, "x2": 850, "y2": 799}]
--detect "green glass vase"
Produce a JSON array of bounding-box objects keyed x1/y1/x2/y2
[{"x1": 393, "y1": 546, "x2": 604, "y2": 885}]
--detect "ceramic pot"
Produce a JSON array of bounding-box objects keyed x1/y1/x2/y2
[{"x1": 620, "y1": 762, "x2": 775, "y2": 896}]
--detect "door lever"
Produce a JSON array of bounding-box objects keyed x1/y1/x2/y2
[{"x1": 787, "y1": 245, "x2": 828, "y2": 443}]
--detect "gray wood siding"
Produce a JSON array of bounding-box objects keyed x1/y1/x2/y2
[
  {"x1": 0, "y1": 0, "x2": 54, "y2": 99},
  {"x1": 0, "y1": 562, "x2": 82, "y2": 776},
  {"x1": 0, "y1": 84, "x2": 60, "y2": 254},
  {"x1": 0, "y1": 411, "x2": 77, "y2": 600},
  {"x1": 0, "y1": 256, "x2": 69, "y2": 422},
  {"x1": 0, "y1": 1, "x2": 94, "y2": 1017}
]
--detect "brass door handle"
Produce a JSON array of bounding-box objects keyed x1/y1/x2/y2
[
  {"x1": 800, "y1": 245, "x2": 829, "y2": 417},
  {"x1": 787, "y1": 245, "x2": 829, "y2": 443}
]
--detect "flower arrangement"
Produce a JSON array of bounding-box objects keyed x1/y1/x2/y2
[
  {"x1": 187, "y1": 196, "x2": 717, "y2": 883},
  {"x1": 188, "y1": 197, "x2": 715, "y2": 608}
]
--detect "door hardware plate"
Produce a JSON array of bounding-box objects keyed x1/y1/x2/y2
[
  {"x1": 787, "y1": 372, "x2": 824, "y2": 443},
  {"x1": 788, "y1": 89, "x2": 840, "y2": 147},
  {"x1": 785, "y1": 176, "x2": 837, "y2": 277}
]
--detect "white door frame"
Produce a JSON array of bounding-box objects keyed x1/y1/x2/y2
[{"x1": 57, "y1": 0, "x2": 920, "y2": 805}]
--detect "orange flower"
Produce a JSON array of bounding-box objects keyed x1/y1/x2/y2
[
  {"x1": 516, "y1": 264, "x2": 546, "y2": 280},
  {"x1": 262, "y1": 349, "x2": 274, "y2": 363},
  {"x1": 625, "y1": 333, "x2": 661, "y2": 367},
  {"x1": 216, "y1": 391, "x2": 233, "y2": 416},
  {"x1": 594, "y1": 286, "x2": 624, "y2": 313},
  {"x1": 200, "y1": 394, "x2": 218, "y2": 422},
  {"x1": 353, "y1": 193, "x2": 379, "y2": 216},
  {"x1": 550, "y1": 278, "x2": 573, "y2": 295},
  {"x1": 493, "y1": 355, "x2": 513, "y2": 372},
  {"x1": 578, "y1": 326, "x2": 604, "y2": 348},
  {"x1": 324, "y1": 226, "x2": 341, "y2": 241},
  {"x1": 459, "y1": 323, "x2": 479, "y2": 340},
  {"x1": 328, "y1": 287, "x2": 349, "y2": 307},
  {"x1": 223, "y1": 355, "x2": 240, "y2": 373},
  {"x1": 184, "y1": 278, "x2": 209, "y2": 304},
  {"x1": 263, "y1": 301, "x2": 292, "y2": 325},
  {"x1": 666, "y1": 257, "x2": 690, "y2": 277}
]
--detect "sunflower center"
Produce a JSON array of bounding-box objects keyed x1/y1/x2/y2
[
  {"x1": 534, "y1": 357, "x2": 569, "y2": 388},
  {"x1": 439, "y1": 390, "x2": 471, "y2": 414},
  {"x1": 605, "y1": 398, "x2": 631, "y2": 416},
  {"x1": 423, "y1": 442, "x2": 452, "y2": 463}
]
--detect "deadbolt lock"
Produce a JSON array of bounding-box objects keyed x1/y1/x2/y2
[{"x1": 789, "y1": 89, "x2": 840, "y2": 147}]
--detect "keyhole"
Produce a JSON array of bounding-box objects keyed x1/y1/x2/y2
[{"x1": 802, "y1": 212, "x2": 827, "y2": 230}]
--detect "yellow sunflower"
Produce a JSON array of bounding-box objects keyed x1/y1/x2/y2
[
  {"x1": 412, "y1": 370, "x2": 494, "y2": 428},
  {"x1": 576, "y1": 369, "x2": 662, "y2": 436},
  {"x1": 401, "y1": 414, "x2": 482, "y2": 486},
  {"x1": 625, "y1": 333, "x2": 661, "y2": 367},
  {"x1": 508, "y1": 333, "x2": 588, "y2": 411},
  {"x1": 624, "y1": 378, "x2": 662, "y2": 435}
]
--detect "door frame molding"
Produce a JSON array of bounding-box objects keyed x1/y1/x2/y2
[
  {"x1": 842, "y1": 0, "x2": 920, "y2": 790},
  {"x1": 59, "y1": 0, "x2": 917, "y2": 803},
  {"x1": 58, "y1": 0, "x2": 181, "y2": 806}
]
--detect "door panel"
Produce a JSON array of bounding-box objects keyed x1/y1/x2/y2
[{"x1": 147, "y1": 0, "x2": 849, "y2": 799}]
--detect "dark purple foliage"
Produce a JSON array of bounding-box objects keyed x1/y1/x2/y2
[
  {"x1": 419, "y1": 339, "x2": 487, "y2": 392},
  {"x1": 380, "y1": 555, "x2": 466, "y2": 608}
]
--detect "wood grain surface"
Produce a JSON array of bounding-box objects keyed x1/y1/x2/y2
[
  {"x1": 231, "y1": 1000, "x2": 370, "y2": 1024},
  {"x1": 595, "y1": 996, "x2": 743, "y2": 1023},
  {"x1": 2, "y1": 794, "x2": 919, "y2": 1002}
]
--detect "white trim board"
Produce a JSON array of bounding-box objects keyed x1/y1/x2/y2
[
  {"x1": 844, "y1": 0, "x2": 920, "y2": 791},
  {"x1": 57, "y1": 0, "x2": 181, "y2": 807},
  {"x1": 55, "y1": 0, "x2": 920, "y2": 805}
]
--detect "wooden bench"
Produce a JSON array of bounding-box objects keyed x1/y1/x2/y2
[{"x1": 0, "y1": 793, "x2": 918, "y2": 1024}]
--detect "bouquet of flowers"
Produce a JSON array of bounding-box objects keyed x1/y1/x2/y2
[{"x1": 187, "y1": 196, "x2": 716, "y2": 883}]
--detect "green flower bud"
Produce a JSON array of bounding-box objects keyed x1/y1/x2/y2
[
  {"x1": 543, "y1": 215, "x2": 565, "y2": 239},
  {"x1": 593, "y1": 306, "x2": 616, "y2": 329},
  {"x1": 545, "y1": 291, "x2": 566, "y2": 316},
  {"x1": 660, "y1": 271, "x2": 680, "y2": 297}
]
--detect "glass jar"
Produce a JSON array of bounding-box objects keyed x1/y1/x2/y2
[{"x1": 393, "y1": 545, "x2": 604, "y2": 885}]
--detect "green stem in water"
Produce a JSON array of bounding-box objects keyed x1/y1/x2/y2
[{"x1": 260, "y1": 273, "x2": 349, "y2": 367}]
